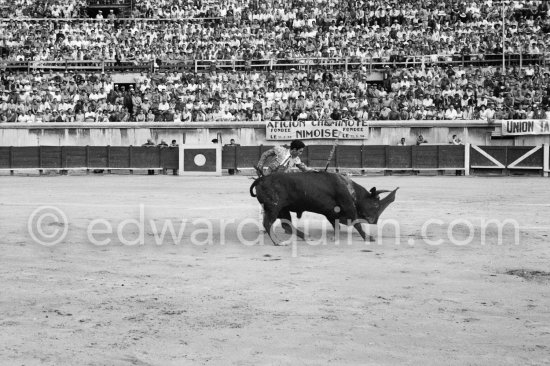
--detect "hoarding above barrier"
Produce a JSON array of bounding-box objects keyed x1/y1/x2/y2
[
  {"x1": 501, "y1": 119, "x2": 550, "y2": 135},
  {"x1": 266, "y1": 120, "x2": 369, "y2": 140}
]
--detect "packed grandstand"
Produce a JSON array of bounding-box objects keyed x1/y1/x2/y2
[{"x1": 0, "y1": 0, "x2": 549, "y2": 123}]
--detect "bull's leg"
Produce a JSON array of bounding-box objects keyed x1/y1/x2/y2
[
  {"x1": 354, "y1": 222, "x2": 375, "y2": 242},
  {"x1": 259, "y1": 204, "x2": 266, "y2": 233},
  {"x1": 279, "y1": 209, "x2": 305, "y2": 240},
  {"x1": 325, "y1": 216, "x2": 341, "y2": 242},
  {"x1": 263, "y1": 206, "x2": 283, "y2": 245}
]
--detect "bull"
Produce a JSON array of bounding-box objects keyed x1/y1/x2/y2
[{"x1": 249, "y1": 171, "x2": 398, "y2": 245}]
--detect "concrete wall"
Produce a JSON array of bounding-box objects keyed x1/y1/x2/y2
[{"x1": 0, "y1": 121, "x2": 548, "y2": 147}]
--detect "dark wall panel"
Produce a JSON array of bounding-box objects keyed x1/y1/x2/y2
[
  {"x1": 307, "y1": 145, "x2": 334, "y2": 168},
  {"x1": 412, "y1": 146, "x2": 438, "y2": 169},
  {"x1": 161, "y1": 147, "x2": 179, "y2": 169},
  {"x1": 109, "y1": 147, "x2": 130, "y2": 168},
  {"x1": 337, "y1": 146, "x2": 362, "y2": 168},
  {"x1": 132, "y1": 147, "x2": 161, "y2": 168},
  {"x1": 222, "y1": 146, "x2": 237, "y2": 169},
  {"x1": 13, "y1": 147, "x2": 40, "y2": 168},
  {"x1": 0, "y1": 147, "x2": 11, "y2": 169},
  {"x1": 40, "y1": 146, "x2": 62, "y2": 168},
  {"x1": 507, "y1": 147, "x2": 542, "y2": 167},
  {"x1": 64, "y1": 147, "x2": 87, "y2": 168},
  {"x1": 88, "y1": 146, "x2": 109, "y2": 168},
  {"x1": 387, "y1": 146, "x2": 412, "y2": 168},
  {"x1": 362, "y1": 146, "x2": 386, "y2": 168},
  {"x1": 236, "y1": 146, "x2": 262, "y2": 169},
  {"x1": 470, "y1": 146, "x2": 506, "y2": 167},
  {"x1": 438, "y1": 145, "x2": 465, "y2": 168}
]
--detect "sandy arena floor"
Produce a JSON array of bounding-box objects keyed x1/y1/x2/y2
[{"x1": 0, "y1": 174, "x2": 549, "y2": 366}]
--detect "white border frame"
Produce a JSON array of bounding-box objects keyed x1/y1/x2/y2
[
  {"x1": 544, "y1": 144, "x2": 549, "y2": 177},
  {"x1": 470, "y1": 144, "x2": 506, "y2": 169},
  {"x1": 507, "y1": 146, "x2": 543, "y2": 169},
  {"x1": 464, "y1": 143, "x2": 470, "y2": 176},
  {"x1": 178, "y1": 144, "x2": 222, "y2": 176}
]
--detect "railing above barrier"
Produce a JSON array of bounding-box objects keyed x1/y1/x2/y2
[
  {"x1": 0, "y1": 120, "x2": 494, "y2": 129},
  {"x1": 0, "y1": 17, "x2": 224, "y2": 21},
  {"x1": 1, "y1": 53, "x2": 545, "y2": 73}
]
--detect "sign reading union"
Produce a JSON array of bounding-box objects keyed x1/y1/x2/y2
[
  {"x1": 266, "y1": 120, "x2": 369, "y2": 140},
  {"x1": 501, "y1": 119, "x2": 550, "y2": 135}
]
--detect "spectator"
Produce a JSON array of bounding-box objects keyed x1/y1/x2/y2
[
  {"x1": 330, "y1": 108, "x2": 342, "y2": 121},
  {"x1": 136, "y1": 109, "x2": 146, "y2": 122},
  {"x1": 444, "y1": 105, "x2": 458, "y2": 120},
  {"x1": 142, "y1": 138, "x2": 156, "y2": 175},
  {"x1": 225, "y1": 138, "x2": 241, "y2": 175},
  {"x1": 167, "y1": 139, "x2": 179, "y2": 175},
  {"x1": 416, "y1": 134, "x2": 428, "y2": 145},
  {"x1": 388, "y1": 107, "x2": 400, "y2": 120},
  {"x1": 450, "y1": 135, "x2": 463, "y2": 145},
  {"x1": 450, "y1": 135, "x2": 464, "y2": 175}
]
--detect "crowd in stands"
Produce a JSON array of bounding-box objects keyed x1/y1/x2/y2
[
  {"x1": 0, "y1": 0, "x2": 87, "y2": 18},
  {"x1": 0, "y1": 0, "x2": 549, "y2": 122},
  {"x1": 132, "y1": 0, "x2": 224, "y2": 19},
  {"x1": 2, "y1": 64, "x2": 550, "y2": 123},
  {"x1": 0, "y1": 0, "x2": 549, "y2": 64}
]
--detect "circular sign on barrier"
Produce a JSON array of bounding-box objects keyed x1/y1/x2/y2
[{"x1": 194, "y1": 154, "x2": 207, "y2": 166}]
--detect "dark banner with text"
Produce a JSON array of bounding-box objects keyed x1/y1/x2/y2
[{"x1": 266, "y1": 120, "x2": 369, "y2": 140}]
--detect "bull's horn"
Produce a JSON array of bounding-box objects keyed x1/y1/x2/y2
[
  {"x1": 370, "y1": 188, "x2": 394, "y2": 197},
  {"x1": 378, "y1": 187, "x2": 399, "y2": 216}
]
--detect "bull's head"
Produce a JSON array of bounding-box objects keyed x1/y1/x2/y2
[{"x1": 357, "y1": 187, "x2": 399, "y2": 224}]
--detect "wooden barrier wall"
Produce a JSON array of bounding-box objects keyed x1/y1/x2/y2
[
  {"x1": 0, "y1": 146, "x2": 179, "y2": 171},
  {"x1": 0, "y1": 144, "x2": 548, "y2": 176},
  {"x1": 469, "y1": 145, "x2": 546, "y2": 171},
  {"x1": 222, "y1": 145, "x2": 466, "y2": 171}
]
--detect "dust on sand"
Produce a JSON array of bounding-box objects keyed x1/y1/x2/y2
[{"x1": 1, "y1": 175, "x2": 549, "y2": 365}]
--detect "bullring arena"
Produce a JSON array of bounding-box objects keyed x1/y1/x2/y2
[
  {"x1": 1, "y1": 173, "x2": 549, "y2": 365},
  {"x1": 3, "y1": 0, "x2": 550, "y2": 363}
]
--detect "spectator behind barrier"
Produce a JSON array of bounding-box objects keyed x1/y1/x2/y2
[
  {"x1": 416, "y1": 134, "x2": 428, "y2": 145},
  {"x1": 142, "y1": 138, "x2": 156, "y2": 175},
  {"x1": 225, "y1": 138, "x2": 241, "y2": 175}
]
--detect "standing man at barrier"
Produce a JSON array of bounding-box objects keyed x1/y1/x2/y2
[
  {"x1": 142, "y1": 139, "x2": 156, "y2": 175},
  {"x1": 450, "y1": 135, "x2": 464, "y2": 176},
  {"x1": 255, "y1": 139, "x2": 316, "y2": 176},
  {"x1": 226, "y1": 139, "x2": 240, "y2": 175},
  {"x1": 170, "y1": 140, "x2": 179, "y2": 175}
]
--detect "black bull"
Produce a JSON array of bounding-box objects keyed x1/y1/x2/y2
[{"x1": 249, "y1": 172, "x2": 398, "y2": 245}]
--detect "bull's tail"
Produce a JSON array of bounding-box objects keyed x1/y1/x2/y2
[{"x1": 249, "y1": 177, "x2": 262, "y2": 197}]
